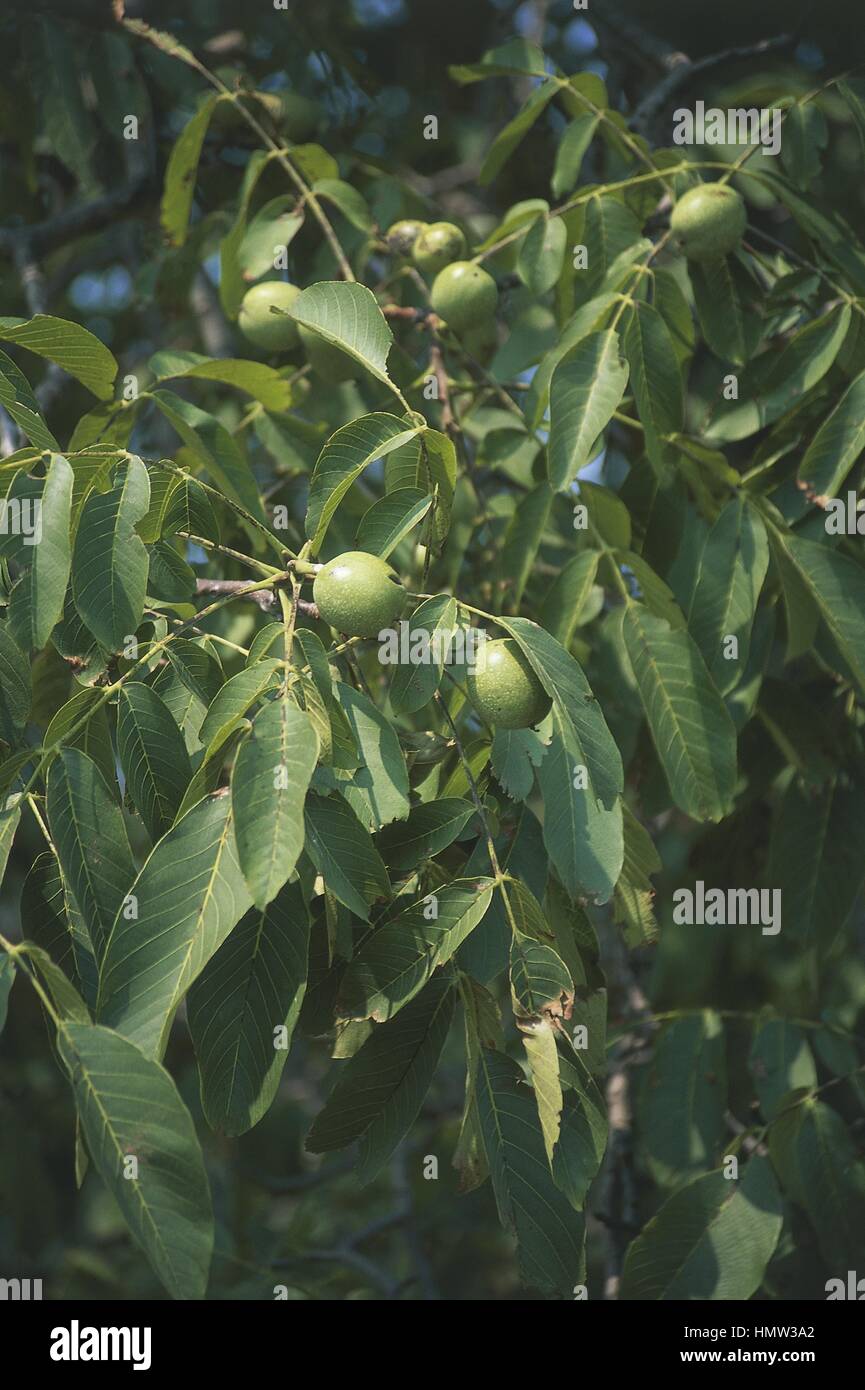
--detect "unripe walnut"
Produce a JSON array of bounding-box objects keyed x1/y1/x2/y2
[
  {"x1": 467, "y1": 638, "x2": 551, "y2": 730},
  {"x1": 670, "y1": 183, "x2": 746, "y2": 263},
  {"x1": 313, "y1": 551, "x2": 405, "y2": 637}
]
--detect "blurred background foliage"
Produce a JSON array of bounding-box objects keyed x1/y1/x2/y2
[{"x1": 1, "y1": 0, "x2": 864, "y2": 1300}]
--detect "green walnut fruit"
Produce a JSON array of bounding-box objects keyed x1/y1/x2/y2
[
  {"x1": 298, "y1": 325, "x2": 359, "y2": 382},
  {"x1": 467, "y1": 638, "x2": 551, "y2": 730},
  {"x1": 430, "y1": 261, "x2": 498, "y2": 335},
  {"x1": 386, "y1": 219, "x2": 427, "y2": 257},
  {"x1": 670, "y1": 183, "x2": 746, "y2": 263},
  {"x1": 313, "y1": 551, "x2": 405, "y2": 637},
  {"x1": 413, "y1": 221, "x2": 466, "y2": 275},
  {"x1": 238, "y1": 282, "x2": 301, "y2": 351},
  {"x1": 278, "y1": 92, "x2": 322, "y2": 142}
]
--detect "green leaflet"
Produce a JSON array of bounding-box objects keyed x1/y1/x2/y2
[
  {"x1": 769, "y1": 1097, "x2": 865, "y2": 1269},
  {"x1": 612, "y1": 803, "x2": 661, "y2": 947},
  {"x1": 303, "y1": 790, "x2": 391, "y2": 921},
  {"x1": 117, "y1": 683, "x2": 193, "y2": 841},
  {"x1": 539, "y1": 549, "x2": 600, "y2": 648},
  {"x1": 289, "y1": 281, "x2": 396, "y2": 390},
  {"x1": 376, "y1": 798, "x2": 475, "y2": 871},
  {"x1": 0, "y1": 623, "x2": 31, "y2": 743},
  {"x1": 307, "y1": 973, "x2": 455, "y2": 1184},
  {"x1": 332, "y1": 683, "x2": 409, "y2": 830},
  {"x1": 8, "y1": 454, "x2": 73, "y2": 651},
  {"x1": 188, "y1": 882, "x2": 310, "y2": 1136},
  {"x1": 517, "y1": 214, "x2": 567, "y2": 295},
  {"x1": 72, "y1": 454, "x2": 150, "y2": 652},
  {"x1": 479, "y1": 78, "x2": 559, "y2": 184},
  {"x1": 338, "y1": 878, "x2": 495, "y2": 1022},
  {"x1": 500, "y1": 616, "x2": 624, "y2": 902},
  {"x1": 688, "y1": 497, "x2": 769, "y2": 695},
  {"x1": 797, "y1": 368, "x2": 865, "y2": 498},
  {"x1": 623, "y1": 605, "x2": 736, "y2": 822},
  {"x1": 490, "y1": 727, "x2": 545, "y2": 802},
  {"x1": 497, "y1": 481, "x2": 553, "y2": 612},
  {"x1": 640, "y1": 1011, "x2": 727, "y2": 1187},
  {"x1": 44, "y1": 687, "x2": 115, "y2": 788},
  {"x1": 476, "y1": 1047, "x2": 586, "y2": 1296},
  {"x1": 784, "y1": 535, "x2": 865, "y2": 696},
  {"x1": 60, "y1": 1023, "x2": 213, "y2": 1300},
  {"x1": 356, "y1": 488, "x2": 432, "y2": 559},
  {"x1": 231, "y1": 697, "x2": 319, "y2": 909},
  {"x1": 0, "y1": 952, "x2": 13, "y2": 1036},
  {"x1": 97, "y1": 793, "x2": 253, "y2": 1059},
  {"x1": 620, "y1": 1158, "x2": 783, "y2": 1300},
  {"x1": 0, "y1": 348, "x2": 59, "y2": 449},
  {"x1": 768, "y1": 772, "x2": 865, "y2": 952},
  {"x1": 522, "y1": 1024, "x2": 564, "y2": 1165},
  {"x1": 547, "y1": 330, "x2": 629, "y2": 490},
  {"x1": 21, "y1": 850, "x2": 95, "y2": 1004},
  {"x1": 748, "y1": 1019, "x2": 817, "y2": 1121},
  {"x1": 160, "y1": 92, "x2": 220, "y2": 246},
  {"x1": 623, "y1": 301, "x2": 683, "y2": 476},
  {"x1": 509, "y1": 929, "x2": 573, "y2": 1023},
  {"x1": 148, "y1": 351, "x2": 293, "y2": 414},
  {"x1": 197, "y1": 661, "x2": 282, "y2": 748},
  {"x1": 46, "y1": 748, "x2": 135, "y2": 963},
  {"x1": 552, "y1": 113, "x2": 599, "y2": 197},
  {"x1": 387, "y1": 595, "x2": 458, "y2": 714},
  {"x1": 0, "y1": 314, "x2": 117, "y2": 400},
  {"x1": 705, "y1": 305, "x2": 850, "y2": 442},
  {"x1": 150, "y1": 392, "x2": 266, "y2": 527},
  {"x1": 305, "y1": 412, "x2": 422, "y2": 552}
]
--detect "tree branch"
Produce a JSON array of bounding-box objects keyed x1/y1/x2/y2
[
  {"x1": 0, "y1": 174, "x2": 151, "y2": 262},
  {"x1": 195, "y1": 577, "x2": 318, "y2": 618},
  {"x1": 632, "y1": 34, "x2": 796, "y2": 135}
]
